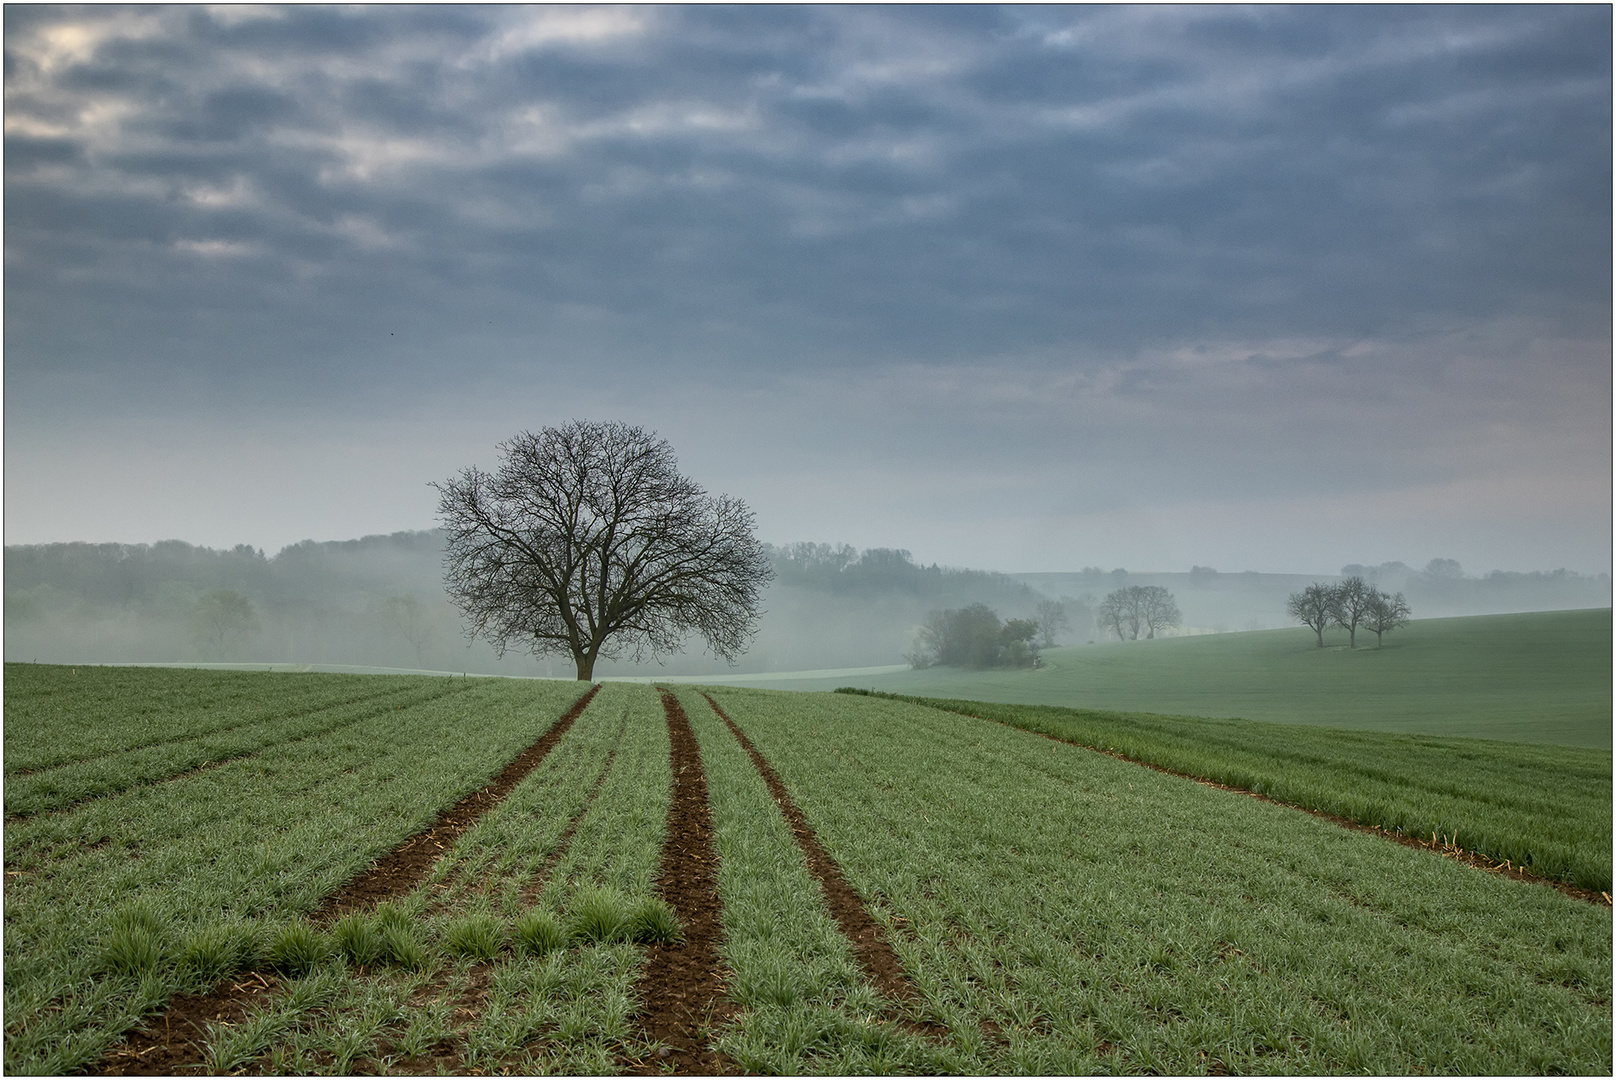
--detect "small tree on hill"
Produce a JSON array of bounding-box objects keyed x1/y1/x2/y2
[
  {"x1": 1033, "y1": 598, "x2": 1070, "y2": 647},
  {"x1": 1137, "y1": 586, "x2": 1182, "y2": 639},
  {"x1": 1000, "y1": 617, "x2": 1041, "y2": 668},
  {"x1": 1333, "y1": 576, "x2": 1373, "y2": 648},
  {"x1": 1286, "y1": 582, "x2": 1337, "y2": 647},
  {"x1": 1098, "y1": 585, "x2": 1181, "y2": 640},
  {"x1": 1097, "y1": 589, "x2": 1139, "y2": 640},
  {"x1": 1361, "y1": 589, "x2": 1411, "y2": 647},
  {"x1": 908, "y1": 605, "x2": 1041, "y2": 668}
]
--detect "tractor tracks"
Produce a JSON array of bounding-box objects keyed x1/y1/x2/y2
[
  {"x1": 87, "y1": 684, "x2": 601, "y2": 1076},
  {"x1": 619, "y1": 691, "x2": 737, "y2": 1075}
]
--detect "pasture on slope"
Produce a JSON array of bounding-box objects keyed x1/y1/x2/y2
[
  {"x1": 746, "y1": 608, "x2": 1613, "y2": 748},
  {"x1": 4, "y1": 665, "x2": 1610, "y2": 1075}
]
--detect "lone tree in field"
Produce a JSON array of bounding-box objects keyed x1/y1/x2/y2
[
  {"x1": 435, "y1": 421, "x2": 773, "y2": 680},
  {"x1": 1286, "y1": 582, "x2": 1338, "y2": 647}
]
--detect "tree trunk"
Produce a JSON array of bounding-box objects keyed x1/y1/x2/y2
[
  {"x1": 1315, "y1": 624, "x2": 1324, "y2": 647},
  {"x1": 574, "y1": 654, "x2": 595, "y2": 680}
]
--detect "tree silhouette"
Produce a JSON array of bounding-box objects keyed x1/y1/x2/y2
[{"x1": 435, "y1": 421, "x2": 772, "y2": 680}]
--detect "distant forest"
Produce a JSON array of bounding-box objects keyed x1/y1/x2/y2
[
  {"x1": 2, "y1": 532, "x2": 1042, "y2": 674},
  {"x1": 5, "y1": 532, "x2": 1608, "y2": 674}
]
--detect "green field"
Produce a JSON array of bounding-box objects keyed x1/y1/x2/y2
[
  {"x1": 744, "y1": 608, "x2": 1613, "y2": 748},
  {"x1": 4, "y1": 664, "x2": 1610, "y2": 1074}
]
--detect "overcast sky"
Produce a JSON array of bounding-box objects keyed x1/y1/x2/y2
[{"x1": 5, "y1": 5, "x2": 1610, "y2": 575}]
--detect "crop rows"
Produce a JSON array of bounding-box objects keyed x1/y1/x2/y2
[
  {"x1": 52, "y1": 682, "x2": 679, "y2": 1075},
  {"x1": 674, "y1": 688, "x2": 955, "y2": 1073},
  {"x1": 842, "y1": 688, "x2": 1614, "y2": 893},
  {"x1": 3, "y1": 673, "x2": 587, "y2": 1074},
  {"x1": 706, "y1": 686, "x2": 1612, "y2": 1074},
  {"x1": 6, "y1": 681, "x2": 468, "y2": 820},
  {"x1": 8, "y1": 669, "x2": 1611, "y2": 1074},
  {"x1": 4, "y1": 666, "x2": 452, "y2": 774}
]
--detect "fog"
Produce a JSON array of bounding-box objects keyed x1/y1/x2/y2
[{"x1": 6, "y1": 532, "x2": 1607, "y2": 678}]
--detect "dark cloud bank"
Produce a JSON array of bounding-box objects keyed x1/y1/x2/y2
[{"x1": 4, "y1": 5, "x2": 1610, "y2": 576}]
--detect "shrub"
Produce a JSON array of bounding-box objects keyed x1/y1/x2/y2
[
  {"x1": 102, "y1": 901, "x2": 169, "y2": 976},
  {"x1": 177, "y1": 921, "x2": 259, "y2": 987},
  {"x1": 379, "y1": 924, "x2": 427, "y2": 970}
]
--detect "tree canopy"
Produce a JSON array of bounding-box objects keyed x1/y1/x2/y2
[{"x1": 435, "y1": 421, "x2": 772, "y2": 680}]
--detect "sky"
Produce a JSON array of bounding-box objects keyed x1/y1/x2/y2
[{"x1": 4, "y1": 4, "x2": 1611, "y2": 576}]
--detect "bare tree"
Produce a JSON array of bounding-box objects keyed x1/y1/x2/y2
[
  {"x1": 191, "y1": 590, "x2": 259, "y2": 660},
  {"x1": 1097, "y1": 589, "x2": 1138, "y2": 640},
  {"x1": 1033, "y1": 598, "x2": 1070, "y2": 647},
  {"x1": 435, "y1": 421, "x2": 773, "y2": 680},
  {"x1": 1333, "y1": 575, "x2": 1374, "y2": 648},
  {"x1": 379, "y1": 594, "x2": 440, "y2": 668},
  {"x1": 1286, "y1": 582, "x2": 1337, "y2": 647},
  {"x1": 1097, "y1": 585, "x2": 1181, "y2": 641},
  {"x1": 1362, "y1": 589, "x2": 1411, "y2": 647},
  {"x1": 1137, "y1": 585, "x2": 1182, "y2": 639}
]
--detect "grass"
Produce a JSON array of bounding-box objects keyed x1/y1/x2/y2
[
  {"x1": 838, "y1": 689, "x2": 1613, "y2": 893},
  {"x1": 2, "y1": 669, "x2": 587, "y2": 1075},
  {"x1": 700, "y1": 685, "x2": 1612, "y2": 1074},
  {"x1": 4, "y1": 677, "x2": 468, "y2": 818},
  {"x1": 8, "y1": 668, "x2": 1611, "y2": 1074},
  {"x1": 674, "y1": 687, "x2": 959, "y2": 1073},
  {"x1": 169, "y1": 681, "x2": 677, "y2": 1075},
  {"x1": 748, "y1": 608, "x2": 1613, "y2": 748},
  {"x1": 2, "y1": 664, "x2": 424, "y2": 772}
]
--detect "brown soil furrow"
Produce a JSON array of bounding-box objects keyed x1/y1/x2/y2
[
  {"x1": 521, "y1": 713, "x2": 627, "y2": 905},
  {"x1": 85, "y1": 684, "x2": 600, "y2": 1077},
  {"x1": 84, "y1": 973, "x2": 278, "y2": 1076},
  {"x1": 313, "y1": 683, "x2": 601, "y2": 922},
  {"x1": 618, "y1": 691, "x2": 736, "y2": 1075},
  {"x1": 700, "y1": 692, "x2": 944, "y2": 1037}
]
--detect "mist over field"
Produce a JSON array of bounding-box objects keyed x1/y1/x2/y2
[{"x1": 6, "y1": 532, "x2": 1607, "y2": 677}]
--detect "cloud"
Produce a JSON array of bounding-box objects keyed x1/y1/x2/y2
[{"x1": 3, "y1": 6, "x2": 1609, "y2": 573}]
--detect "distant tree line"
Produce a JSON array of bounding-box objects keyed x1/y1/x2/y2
[
  {"x1": 1097, "y1": 585, "x2": 1181, "y2": 640},
  {"x1": 766, "y1": 542, "x2": 1035, "y2": 608},
  {"x1": 1286, "y1": 577, "x2": 1410, "y2": 648},
  {"x1": 1339, "y1": 558, "x2": 1607, "y2": 612}
]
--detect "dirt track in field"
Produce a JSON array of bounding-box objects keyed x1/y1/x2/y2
[
  {"x1": 700, "y1": 692, "x2": 945, "y2": 1037},
  {"x1": 85, "y1": 684, "x2": 601, "y2": 1076},
  {"x1": 314, "y1": 683, "x2": 601, "y2": 921},
  {"x1": 618, "y1": 691, "x2": 737, "y2": 1075}
]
